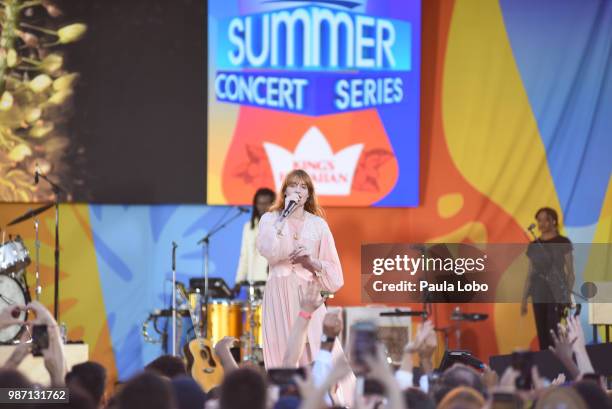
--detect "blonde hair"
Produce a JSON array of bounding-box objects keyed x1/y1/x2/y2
[
  {"x1": 269, "y1": 170, "x2": 324, "y2": 218},
  {"x1": 437, "y1": 386, "x2": 485, "y2": 409}
]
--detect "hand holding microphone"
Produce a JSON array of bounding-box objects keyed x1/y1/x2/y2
[
  {"x1": 282, "y1": 192, "x2": 301, "y2": 218},
  {"x1": 527, "y1": 223, "x2": 537, "y2": 240}
]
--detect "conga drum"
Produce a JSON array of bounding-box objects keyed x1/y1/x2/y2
[{"x1": 206, "y1": 299, "x2": 243, "y2": 345}]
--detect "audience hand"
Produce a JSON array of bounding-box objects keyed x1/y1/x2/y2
[
  {"x1": 417, "y1": 321, "x2": 437, "y2": 359},
  {"x1": 298, "y1": 281, "x2": 323, "y2": 313},
  {"x1": 322, "y1": 311, "x2": 342, "y2": 339},
  {"x1": 363, "y1": 344, "x2": 405, "y2": 409},
  {"x1": 43, "y1": 338, "x2": 67, "y2": 387},
  {"x1": 531, "y1": 366, "x2": 546, "y2": 390},
  {"x1": 0, "y1": 304, "x2": 26, "y2": 330},
  {"x1": 404, "y1": 320, "x2": 436, "y2": 354},
  {"x1": 295, "y1": 359, "x2": 351, "y2": 409},
  {"x1": 551, "y1": 373, "x2": 566, "y2": 386},
  {"x1": 293, "y1": 365, "x2": 317, "y2": 400},
  {"x1": 26, "y1": 301, "x2": 57, "y2": 328},
  {"x1": 549, "y1": 323, "x2": 577, "y2": 368},
  {"x1": 3, "y1": 330, "x2": 31, "y2": 370},
  {"x1": 482, "y1": 365, "x2": 499, "y2": 390},
  {"x1": 404, "y1": 321, "x2": 427, "y2": 354},
  {"x1": 24, "y1": 301, "x2": 66, "y2": 386},
  {"x1": 565, "y1": 315, "x2": 595, "y2": 375},
  {"x1": 214, "y1": 336, "x2": 237, "y2": 355},
  {"x1": 213, "y1": 336, "x2": 239, "y2": 373},
  {"x1": 497, "y1": 367, "x2": 519, "y2": 392},
  {"x1": 566, "y1": 315, "x2": 585, "y2": 351}
]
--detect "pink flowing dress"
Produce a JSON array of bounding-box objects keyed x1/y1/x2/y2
[{"x1": 256, "y1": 210, "x2": 344, "y2": 368}]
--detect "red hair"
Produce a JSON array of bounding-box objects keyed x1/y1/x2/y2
[{"x1": 269, "y1": 170, "x2": 324, "y2": 218}]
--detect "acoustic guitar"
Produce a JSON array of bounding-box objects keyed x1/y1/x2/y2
[
  {"x1": 176, "y1": 285, "x2": 224, "y2": 392},
  {"x1": 183, "y1": 337, "x2": 224, "y2": 392}
]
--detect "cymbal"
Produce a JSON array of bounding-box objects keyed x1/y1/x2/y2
[{"x1": 7, "y1": 203, "x2": 54, "y2": 226}]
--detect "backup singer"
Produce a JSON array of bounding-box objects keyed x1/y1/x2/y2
[
  {"x1": 256, "y1": 169, "x2": 344, "y2": 368},
  {"x1": 521, "y1": 207, "x2": 575, "y2": 350},
  {"x1": 233, "y1": 187, "x2": 276, "y2": 291}
]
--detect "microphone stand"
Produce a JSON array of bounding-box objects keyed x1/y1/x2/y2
[
  {"x1": 196, "y1": 207, "x2": 247, "y2": 339},
  {"x1": 34, "y1": 218, "x2": 41, "y2": 301},
  {"x1": 171, "y1": 242, "x2": 178, "y2": 356},
  {"x1": 527, "y1": 228, "x2": 585, "y2": 309},
  {"x1": 412, "y1": 244, "x2": 432, "y2": 320},
  {"x1": 37, "y1": 172, "x2": 65, "y2": 321}
]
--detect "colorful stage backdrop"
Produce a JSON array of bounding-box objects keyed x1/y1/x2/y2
[
  {"x1": 207, "y1": 0, "x2": 422, "y2": 206},
  {"x1": 0, "y1": 0, "x2": 611, "y2": 389}
]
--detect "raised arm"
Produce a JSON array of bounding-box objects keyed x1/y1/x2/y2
[
  {"x1": 282, "y1": 281, "x2": 324, "y2": 367},
  {"x1": 566, "y1": 315, "x2": 595, "y2": 376}
]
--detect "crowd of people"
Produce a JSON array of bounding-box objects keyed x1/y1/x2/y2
[{"x1": 0, "y1": 290, "x2": 610, "y2": 409}]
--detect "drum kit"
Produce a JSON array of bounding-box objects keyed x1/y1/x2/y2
[
  {"x1": 142, "y1": 278, "x2": 266, "y2": 364},
  {"x1": 192, "y1": 279, "x2": 265, "y2": 363},
  {"x1": 141, "y1": 205, "x2": 268, "y2": 365},
  {"x1": 0, "y1": 203, "x2": 57, "y2": 344}
]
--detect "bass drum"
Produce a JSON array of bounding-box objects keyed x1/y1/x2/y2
[{"x1": 0, "y1": 274, "x2": 29, "y2": 343}]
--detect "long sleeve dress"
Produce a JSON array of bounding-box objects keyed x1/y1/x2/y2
[{"x1": 256, "y1": 210, "x2": 344, "y2": 368}]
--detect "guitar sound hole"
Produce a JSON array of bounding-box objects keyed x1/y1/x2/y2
[{"x1": 200, "y1": 346, "x2": 216, "y2": 368}]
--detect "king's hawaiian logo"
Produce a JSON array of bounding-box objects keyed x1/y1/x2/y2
[{"x1": 263, "y1": 127, "x2": 363, "y2": 195}]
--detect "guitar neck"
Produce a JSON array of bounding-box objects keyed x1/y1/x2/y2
[{"x1": 177, "y1": 286, "x2": 206, "y2": 340}]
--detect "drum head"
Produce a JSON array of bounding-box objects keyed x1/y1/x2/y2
[
  {"x1": 0, "y1": 275, "x2": 28, "y2": 343},
  {"x1": 208, "y1": 299, "x2": 230, "y2": 305}
]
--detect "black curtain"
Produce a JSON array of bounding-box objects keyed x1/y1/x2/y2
[{"x1": 62, "y1": 0, "x2": 206, "y2": 203}]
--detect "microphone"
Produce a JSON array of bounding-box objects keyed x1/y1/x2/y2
[
  {"x1": 34, "y1": 163, "x2": 40, "y2": 185},
  {"x1": 281, "y1": 199, "x2": 297, "y2": 218},
  {"x1": 526, "y1": 223, "x2": 538, "y2": 241}
]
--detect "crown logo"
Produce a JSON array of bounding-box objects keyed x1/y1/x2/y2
[{"x1": 263, "y1": 126, "x2": 363, "y2": 195}]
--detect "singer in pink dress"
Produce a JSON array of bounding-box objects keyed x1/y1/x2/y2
[{"x1": 256, "y1": 170, "x2": 345, "y2": 368}]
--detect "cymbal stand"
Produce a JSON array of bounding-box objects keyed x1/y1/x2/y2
[
  {"x1": 34, "y1": 218, "x2": 41, "y2": 301},
  {"x1": 36, "y1": 171, "x2": 63, "y2": 320},
  {"x1": 243, "y1": 283, "x2": 259, "y2": 364},
  {"x1": 196, "y1": 207, "x2": 246, "y2": 341}
]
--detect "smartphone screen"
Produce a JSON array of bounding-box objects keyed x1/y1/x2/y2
[
  {"x1": 364, "y1": 378, "x2": 385, "y2": 396},
  {"x1": 511, "y1": 350, "x2": 533, "y2": 390},
  {"x1": 32, "y1": 324, "x2": 49, "y2": 357},
  {"x1": 582, "y1": 373, "x2": 604, "y2": 388},
  {"x1": 267, "y1": 368, "x2": 305, "y2": 397},
  {"x1": 350, "y1": 321, "x2": 377, "y2": 375}
]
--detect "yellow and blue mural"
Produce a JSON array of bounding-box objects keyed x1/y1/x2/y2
[{"x1": 0, "y1": 0, "x2": 611, "y2": 387}]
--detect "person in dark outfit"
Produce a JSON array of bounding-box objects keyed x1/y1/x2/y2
[{"x1": 521, "y1": 207, "x2": 575, "y2": 350}]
